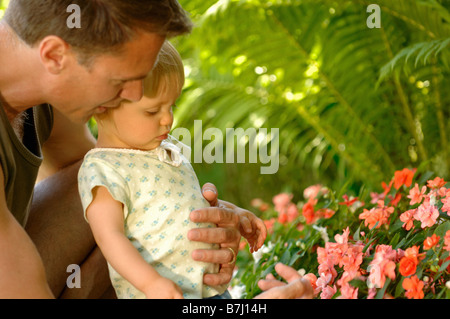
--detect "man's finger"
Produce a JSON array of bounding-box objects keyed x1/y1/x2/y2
[
  {"x1": 257, "y1": 278, "x2": 285, "y2": 291},
  {"x1": 188, "y1": 226, "x2": 240, "y2": 244},
  {"x1": 274, "y1": 263, "x2": 302, "y2": 283},
  {"x1": 189, "y1": 207, "x2": 240, "y2": 227},
  {"x1": 191, "y1": 247, "x2": 236, "y2": 264},
  {"x1": 203, "y1": 268, "x2": 233, "y2": 286}
]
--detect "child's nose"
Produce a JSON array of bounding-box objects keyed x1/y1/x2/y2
[{"x1": 160, "y1": 110, "x2": 173, "y2": 127}]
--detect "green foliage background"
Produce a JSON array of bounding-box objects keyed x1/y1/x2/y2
[{"x1": 172, "y1": 0, "x2": 450, "y2": 211}]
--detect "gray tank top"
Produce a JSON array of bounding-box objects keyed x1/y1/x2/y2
[{"x1": 0, "y1": 103, "x2": 53, "y2": 226}]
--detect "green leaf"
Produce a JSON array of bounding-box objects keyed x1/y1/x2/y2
[
  {"x1": 375, "y1": 278, "x2": 391, "y2": 299},
  {"x1": 434, "y1": 220, "x2": 450, "y2": 237}
]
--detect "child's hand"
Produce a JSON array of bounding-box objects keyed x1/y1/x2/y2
[
  {"x1": 238, "y1": 211, "x2": 267, "y2": 253},
  {"x1": 144, "y1": 277, "x2": 184, "y2": 299}
]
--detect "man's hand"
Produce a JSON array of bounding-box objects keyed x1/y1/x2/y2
[
  {"x1": 255, "y1": 263, "x2": 314, "y2": 299},
  {"x1": 188, "y1": 183, "x2": 241, "y2": 286}
]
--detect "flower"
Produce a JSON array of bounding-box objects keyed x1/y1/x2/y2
[
  {"x1": 399, "y1": 246, "x2": 424, "y2": 277},
  {"x1": 444, "y1": 230, "x2": 450, "y2": 252},
  {"x1": 301, "y1": 198, "x2": 316, "y2": 224},
  {"x1": 250, "y1": 198, "x2": 269, "y2": 212},
  {"x1": 359, "y1": 201, "x2": 394, "y2": 229},
  {"x1": 287, "y1": 203, "x2": 299, "y2": 222},
  {"x1": 402, "y1": 275, "x2": 425, "y2": 299},
  {"x1": 423, "y1": 234, "x2": 440, "y2": 250},
  {"x1": 339, "y1": 194, "x2": 358, "y2": 207},
  {"x1": 272, "y1": 193, "x2": 293, "y2": 215},
  {"x1": 239, "y1": 170, "x2": 450, "y2": 299},
  {"x1": 441, "y1": 191, "x2": 450, "y2": 216},
  {"x1": 426, "y1": 177, "x2": 446, "y2": 189},
  {"x1": 399, "y1": 256, "x2": 418, "y2": 277},
  {"x1": 393, "y1": 168, "x2": 415, "y2": 189},
  {"x1": 414, "y1": 198, "x2": 439, "y2": 228},
  {"x1": 399, "y1": 209, "x2": 416, "y2": 231},
  {"x1": 303, "y1": 184, "x2": 326, "y2": 200},
  {"x1": 367, "y1": 245, "x2": 397, "y2": 288},
  {"x1": 407, "y1": 183, "x2": 427, "y2": 205}
]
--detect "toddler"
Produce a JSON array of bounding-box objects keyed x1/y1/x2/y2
[{"x1": 78, "y1": 41, "x2": 266, "y2": 299}]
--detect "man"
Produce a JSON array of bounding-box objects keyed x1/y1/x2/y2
[{"x1": 0, "y1": 0, "x2": 248, "y2": 298}]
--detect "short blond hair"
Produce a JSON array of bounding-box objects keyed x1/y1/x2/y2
[{"x1": 144, "y1": 40, "x2": 185, "y2": 98}]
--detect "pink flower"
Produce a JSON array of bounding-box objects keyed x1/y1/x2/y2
[
  {"x1": 273, "y1": 193, "x2": 295, "y2": 224},
  {"x1": 320, "y1": 285, "x2": 337, "y2": 299},
  {"x1": 334, "y1": 227, "x2": 350, "y2": 245},
  {"x1": 338, "y1": 282, "x2": 358, "y2": 299},
  {"x1": 441, "y1": 192, "x2": 450, "y2": 216},
  {"x1": 367, "y1": 245, "x2": 397, "y2": 289},
  {"x1": 414, "y1": 198, "x2": 439, "y2": 228},
  {"x1": 303, "y1": 184, "x2": 327, "y2": 200},
  {"x1": 370, "y1": 192, "x2": 385, "y2": 204},
  {"x1": 444, "y1": 230, "x2": 450, "y2": 252},
  {"x1": 407, "y1": 183, "x2": 427, "y2": 205},
  {"x1": 286, "y1": 203, "x2": 299, "y2": 222},
  {"x1": 399, "y1": 209, "x2": 417, "y2": 231}
]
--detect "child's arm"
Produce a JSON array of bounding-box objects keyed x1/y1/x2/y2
[
  {"x1": 237, "y1": 210, "x2": 267, "y2": 253},
  {"x1": 86, "y1": 186, "x2": 183, "y2": 299}
]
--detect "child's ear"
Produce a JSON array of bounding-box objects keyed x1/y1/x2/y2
[{"x1": 38, "y1": 35, "x2": 72, "y2": 75}]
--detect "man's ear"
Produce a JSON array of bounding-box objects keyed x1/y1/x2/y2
[{"x1": 38, "y1": 36, "x2": 72, "y2": 75}]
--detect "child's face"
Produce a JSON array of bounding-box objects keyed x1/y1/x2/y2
[{"x1": 100, "y1": 85, "x2": 179, "y2": 150}]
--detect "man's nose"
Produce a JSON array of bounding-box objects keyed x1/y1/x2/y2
[{"x1": 120, "y1": 80, "x2": 144, "y2": 102}]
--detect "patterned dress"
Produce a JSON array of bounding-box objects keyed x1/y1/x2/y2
[{"x1": 78, "y1": 137, "x2": 227, "y2": 299}]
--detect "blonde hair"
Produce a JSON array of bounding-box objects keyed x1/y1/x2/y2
[{"x1": 144, "y1": 40, "x2": 185, "y2": 98}]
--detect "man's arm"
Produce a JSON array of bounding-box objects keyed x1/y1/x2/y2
[
  {"x1": 37, "y1": 109, "x2": 96, "y2": 181},
  {"x1": 26, "y1": 110, "x2": 104, "y2": 298},
  {"x1": 0, "y1": 167, "x2": 54, "y2": 298}
]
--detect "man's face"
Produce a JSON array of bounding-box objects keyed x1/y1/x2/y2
[{"x1": 51, "y1": 31, "x2": 166, "y2": 124}]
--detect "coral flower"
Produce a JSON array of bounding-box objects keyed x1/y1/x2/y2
[
  {"x1": 399, "y1": 246, "x2": 424, "y2": 276},
  {"x1": 402, "y1": 275, "x2": 424, "y2": 299},
  {"x1": 423, "y1": 234, "x2": 440, "y2": 250},
  {"x1": 359, "y1": 201, "x2": 394, "y2": 229},
  {"x1": 407, "y1": 183, "x2": 427, "y2": 205},
  {"x1": 393, "y1": 168, "x2": 415, "y2": 190},
  {"x1": 339, "y1": 194, "x2": 358, "y2": 207},
  {"x1": 399, "y1": 256, "x2": 418, "y2": 277},
  {"x1": 302, "y1": 199, "x2": 316, "y2": 224},
  {"x1": 399, "y1": 209, "x2": 416, "y2": 231},
  {"x1": 426, "y1": 177, "x2": 446, "y2": 189},
  {"x1": 263, "y1": 218, "x2": 276, "y2": 234},
  {"x1": 444, "y1": 230, "x2": 450, "y2": 252}
]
